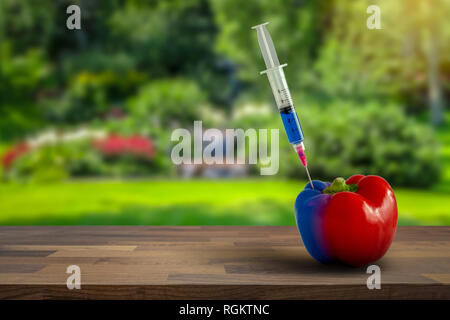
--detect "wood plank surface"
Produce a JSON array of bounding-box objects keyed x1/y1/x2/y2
[{"x1": 0, "y1": 226, "x2": 449, "y2": 299}]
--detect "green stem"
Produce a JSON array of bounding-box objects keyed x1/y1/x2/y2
[{"x1": 323, "y1": 177, "x2": 359, "y2": 195}]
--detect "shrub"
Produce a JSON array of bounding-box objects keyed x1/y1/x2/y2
[
  {"x1": 2, "y1": 143, "x2": 30, "y2": 170},
  {"x1": 2, "y1": 130, "x2": 167, "y2": 182},
  {"x1": 0, "y1": 44, "x2": 49, "y2": 139},
  {"x1": 4, "y1": 143, "x2": 86, "y2": 183},
  {"x1": 41, "y1": 70, "x2": 148, "y2": 124},
  {"x1": 127, "y1": 78, "x2": 206, "y2": 135},
  {"x1": 278, "y1": 100, "x2": 441, "y2": 188},
  {"x1": 93, "y1": 135, "x2": 155, "y2": 159}
]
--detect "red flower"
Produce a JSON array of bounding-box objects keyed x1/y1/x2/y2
[
  {"x1": 2, "y1": 143, "x2": 30, "y2": 170},
  {"x1": 93, "y1": 135, "x2": 155, "y2": 159}
]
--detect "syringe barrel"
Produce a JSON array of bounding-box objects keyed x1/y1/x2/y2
[
  {"x1": 262, "y1": 65, "x2": 293, "y2": 110},
  {"x1": 279, "y1": 105, "x2": 304, "y2": 145},
  {"x1": 262, "y1": 65, "x2": 305, "y2": 145}
]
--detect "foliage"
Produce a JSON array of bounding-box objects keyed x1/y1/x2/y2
[
  {"x1": 93, "y1": 135, "x2": 155, "y2": 159},
  {"x1": 212, "y1": 0, "x2": 450, "y2": 115},
  {"x1": 1, "y1": 0, "x2": 58, "y2": 53},
  {"x1": 127, "y1": 78, "x2": 207, "y2": 134},
  {"x1": 41, "y1": 70, "x2": 148, "y2": 123},
  {"x1": 2, "y1": 133, "x2": 170, "y2": 182},
  {"x1": 2, "y1": 0, "x2": 228, "y2": 130},
  {"x1": 2, "y1": 143, "x2": 30, "y2": 170},
  {"x1": 211, "y1": 0, "x2": 332, "y2": 95},
  {"x1": 312, "y1": 0, "x2": 450, "y2": 112},
  {"x1": 4, "y1": 142, "x2": 86, "y2": 183},
  {"x1": 230, "y1": 101, "x2": 275, "y2": 129},
  {"x1": 0, "y1": 44, "x2": 50, "y2": 139},
  {"x1": 1, "y1": 0, "x2": 448, "y2": 189},
  {"x1": 108, "y1": 0, "x2": 217, "y2": 73}
]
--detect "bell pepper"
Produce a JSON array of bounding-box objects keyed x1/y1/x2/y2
[{"x1": 295, "y1": 175, "x2": 398, "y2": 267}]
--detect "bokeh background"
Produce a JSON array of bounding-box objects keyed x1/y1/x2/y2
[{"x1": 1, "y1": 0, "x2": 449, "y2": 225}]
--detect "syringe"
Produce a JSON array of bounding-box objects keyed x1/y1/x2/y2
[{"x1": 252, "y1": 22, "x2": 313, "y2": 188}]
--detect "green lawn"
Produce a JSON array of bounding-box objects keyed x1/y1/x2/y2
[{"x1": 0, "y1": 179, "x2": 449, "y2": 226}]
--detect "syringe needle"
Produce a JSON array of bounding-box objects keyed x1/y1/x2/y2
[
  {"x1": 305, "y1": 166, "x2": 314, "y2": 189},
  {"x1": 293, "y1": 143, "x2": 314, "y2": 189}
]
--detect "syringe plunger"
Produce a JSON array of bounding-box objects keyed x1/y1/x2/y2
[{"x1": 252, "y1": 22, "x2": 280, "y2": 69}]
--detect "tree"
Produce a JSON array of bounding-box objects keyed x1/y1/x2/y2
[
  {"x1": 211, "y1": 0, "x2": 333, "y2": 96},
  {"x1": 314, "y1": 0, "x2": 449, "y2": 122},
  {"x1": 422, "y1": 0, "x2": 446, "y2": 125}
]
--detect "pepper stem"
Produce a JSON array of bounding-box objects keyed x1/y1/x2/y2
[{"x1": 323, "y1": 177, "x2": 358, "y2": 195}]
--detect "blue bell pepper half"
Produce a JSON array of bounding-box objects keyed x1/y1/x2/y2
[{"x1": 294, "y1": 180, "x2": 333, "y2": 263}]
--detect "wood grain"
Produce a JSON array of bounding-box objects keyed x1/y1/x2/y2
[{"x1": 0, "y1": 226, "x2": 448, "y2": 299}]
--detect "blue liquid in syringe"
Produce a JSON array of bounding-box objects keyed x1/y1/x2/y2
[{"x1": 280, "y1": 106, "x2": 304, "y2": 144}]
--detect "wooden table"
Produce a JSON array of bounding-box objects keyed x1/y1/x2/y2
[{"x1": 0, "y1": 226, "x2": 449, "y2": 299}]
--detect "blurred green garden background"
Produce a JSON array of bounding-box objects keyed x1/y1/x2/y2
[{"x1": 1, "y1": 0, "x2": 449, "y2": 225}]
